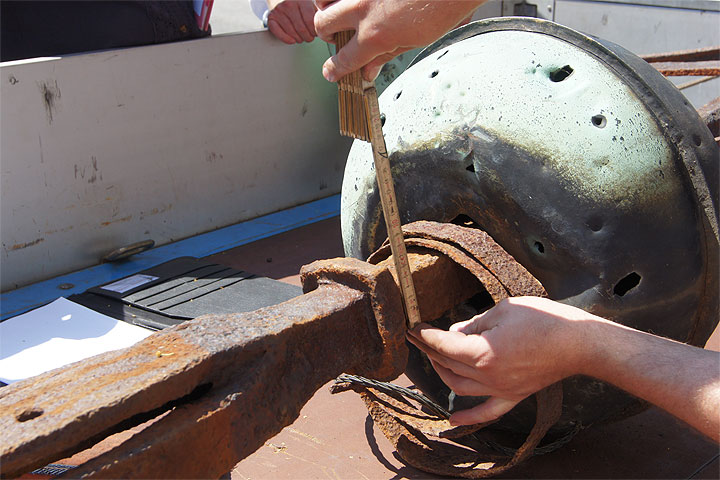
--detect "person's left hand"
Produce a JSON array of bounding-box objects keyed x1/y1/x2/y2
[
  {"x1": 406, "y1": 297, "x2": 593, "y2": 425},
  {"x1": 267, "y1": 0, "x2": 317, "y2": 44}
]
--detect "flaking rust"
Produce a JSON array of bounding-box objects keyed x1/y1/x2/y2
[{"x1": 1, "y1": 221, "x2": 512, "y2": 479}]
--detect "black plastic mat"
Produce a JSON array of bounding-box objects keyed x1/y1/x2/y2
[{"x1": 69, "y1": 256, "x2": 301, "y2": 330}]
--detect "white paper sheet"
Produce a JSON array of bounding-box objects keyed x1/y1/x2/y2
[
  {"x1": 0, "y1": 297, "x2": 153, "y2": 384},
  {"x1": 100, "y1": 274, "x2": 159, "y2": 294}
]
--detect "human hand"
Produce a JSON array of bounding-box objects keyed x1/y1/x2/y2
[
  {"x1": 314, "y1": 0, "x2": 483, "y2": 82},
  {"x1": 407, "y1": 297, "x2": 602, "y2": 425},
  {"x1": 267, "y1": 0, "x2": 317, "y2": 44}
]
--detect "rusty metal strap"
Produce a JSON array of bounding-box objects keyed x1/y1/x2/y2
[
  {"x1": 368, "y1": 221, "x2": 546, "y2": 300},
  {"x1": 335, "y1": 379, "x2": 562, "y2": 478},
  {"x1": 351, "y1": 221, "x2": 562, "y2": 476}
]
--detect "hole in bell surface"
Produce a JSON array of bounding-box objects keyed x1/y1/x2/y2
[
  {"x1": 450, "y1": 214, "x2": 478, "y2": 228},
  {"x1": 549, "y1": 65, "x2": 574, "y2": 82},
  {"x1": 591, "y1": 115, "x2": 607, "y2": 128},
  {"x1": 614, "y1": 272, "x2": 641, "y2": 296},
  {"x1": 586, "y1": 215, "x2": 603, "y2": 232}
]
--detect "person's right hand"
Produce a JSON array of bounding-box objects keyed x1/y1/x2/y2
[
  {"x1": 314, "y1": 0, "x2": 484, "y2": 82},
  {"x1": 409, "y1": 296, "x2": 720, "y2": 444},
  {"x1": 267, "y1": 0, "x2": 317, "y2": 44}
]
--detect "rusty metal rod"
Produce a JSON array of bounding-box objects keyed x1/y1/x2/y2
[
  {"x1": 678, "y1": 76, "x2": 716, "y2": 90},
  {"x1": 641, "y1": 46, "x2": 720, "y2": 63},
  {"x1": 648, "y1": 60, "x2": 720, "y2": 76}
]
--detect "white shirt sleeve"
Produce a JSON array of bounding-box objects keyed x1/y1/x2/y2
[{"x1": 248, "y1": 0, "x2": 269, "y2": 27}]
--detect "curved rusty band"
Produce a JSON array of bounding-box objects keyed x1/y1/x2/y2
[
  {"x1": 351, "y1": 220, "x2": 562, "y2": 477},
  {"x1": 368, "y1": 220, "x2": 547, "y2": 300}
]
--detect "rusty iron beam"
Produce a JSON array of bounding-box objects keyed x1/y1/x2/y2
[{"x1": 1, "y1": 248, "x2": 484, "y2": 478}]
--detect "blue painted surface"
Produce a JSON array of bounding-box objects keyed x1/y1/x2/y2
[{"x1": 1, "y1": 195, "x2": 340, "y2": 320}]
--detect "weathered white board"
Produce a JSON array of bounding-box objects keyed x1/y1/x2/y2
[{"x1": 1, "y1": 32, "x2": 351, "y2": 291}]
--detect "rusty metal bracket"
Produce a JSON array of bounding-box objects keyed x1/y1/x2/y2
[{"x1": 299, "y1": 257, "x2": 408, "y2": 381}]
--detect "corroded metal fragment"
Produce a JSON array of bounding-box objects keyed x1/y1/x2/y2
[
  {"x1": 345, "y1": 382, "x2": 562, "y2": 478},
  {"x1": 369, "y1": 221, "x2": 546, "y2": 299}
]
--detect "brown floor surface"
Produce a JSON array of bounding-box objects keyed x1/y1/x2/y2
[{"x1": 31, "y1": 216, "x2": 720, "y2": 479}]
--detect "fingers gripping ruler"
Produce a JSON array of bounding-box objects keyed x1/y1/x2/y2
[{"x1": 335, "y1": 32, "x2": 422, "y2": 329}]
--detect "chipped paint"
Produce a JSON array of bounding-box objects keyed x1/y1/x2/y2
[
  {"x1": 9, "y1": 238, "x2": 45, "y2": 251},
  {"x1": 74, "y1": 156, "x2": 102, "y2": 183},
  {"x1": 100, "y1": 215, "x2": 132, "y2": 227},
  {"x1": 38, "y1": 80, "x2": 61, "y2": 124}
]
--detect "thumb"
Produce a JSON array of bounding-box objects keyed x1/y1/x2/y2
[
  {"x1": 322, "y1": 34, "x2": 373, "y2": 82},
  {"x1": 361, "y1": 47, "x2": 412, "y2": 82},
  {"x1": 449, "y1": 397, "x2": 520, "y2": 426}
]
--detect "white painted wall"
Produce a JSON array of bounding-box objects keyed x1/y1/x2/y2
[{"x1": 1, "y1": 33, "x2": 351, "y2": 291}]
